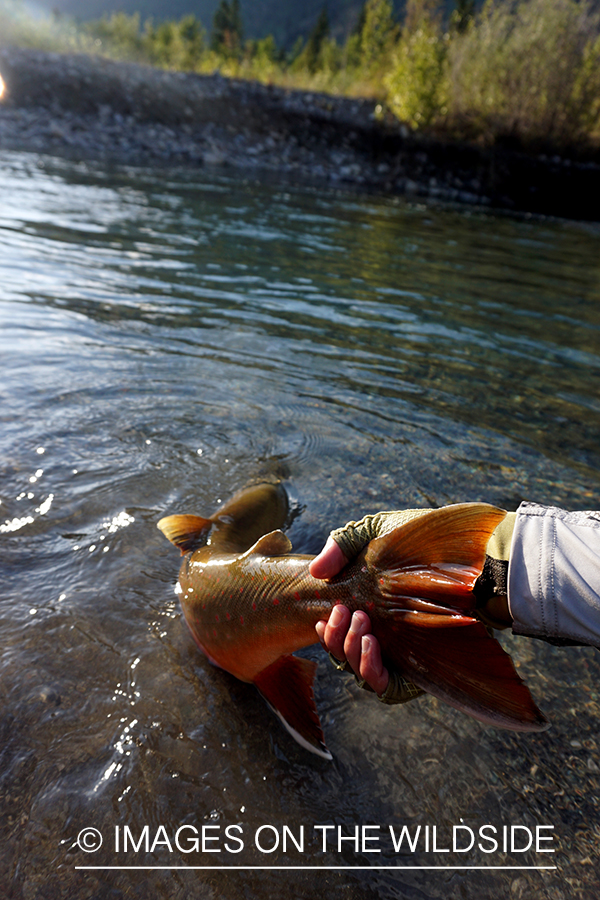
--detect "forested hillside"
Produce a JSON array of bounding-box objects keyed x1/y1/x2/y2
[
  {"x1": 2, "y1": 0, "x2": 600, "y2": 154},
  {"x1": 47, "y1": 0, "x2": 400, "y2": 46}
]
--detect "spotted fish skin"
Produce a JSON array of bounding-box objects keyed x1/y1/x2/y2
[{"x1": 177, "y1": 534, "x2": 387, "y2": 683}]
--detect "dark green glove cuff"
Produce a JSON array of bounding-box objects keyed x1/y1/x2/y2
[
  {"x1": 473, "y1": 512, "x2": 515, "y2": 629},
  {"x1": 327, "y1": 652, "x2": 423, "y2": 705},
  {"x1": 377, "y1": 671, "x2": 424, "y2": 705},
  {"x1": 329, "y1": 508, "x2": 432, "y2": 561}
]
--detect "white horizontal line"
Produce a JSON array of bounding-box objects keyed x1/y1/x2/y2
[{"x1": 75, "y1": 865, "x2": 557, "y2": 871}]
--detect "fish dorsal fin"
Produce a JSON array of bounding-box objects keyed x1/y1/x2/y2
[
  {"x1": 254, "y1": 655, "x2": 332, "y2": 760},
  {"x1": 157, "y1": 514, "x2": 213, "y2": 554},
  {"x1": 365, "y1": 503, "x2": 507, "y2": 608},
  {"x1": 242, "y1": 530, "x2": 293, "y2": 558}
]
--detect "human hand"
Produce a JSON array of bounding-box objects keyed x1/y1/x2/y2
[
  {"x1": 315, "y1": 605, "x2": 390, "y2": 695},
  {"x1": 310, "y1": 511, "x2": 430, "y2": 701},
  {"x1": 310, "y1": 506, "x2": 514, "y2": 627},
  {"x1": 310, "y1": 503, "x2": 517, "y2": 704},
  {"x1": 310, "y1": 541, "x2": 391, "y2": 695},
  {"x1": 309, "y1": 536, "x2": 349, "y2": 580},
  {"x1": 310, "y1": 509, "x2": 433, "y2": 578}
]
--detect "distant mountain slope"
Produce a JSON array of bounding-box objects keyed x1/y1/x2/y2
[{"x1": 45, "y1": 0, "x2": 398, "y2": 46}]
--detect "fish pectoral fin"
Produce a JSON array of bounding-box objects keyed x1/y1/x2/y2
[
  {"x1": 385, "y1": 611, "x2": 548, "y2": 732},
  {"x1": 367, "y1": 503, "x2": 507, "y2": 608},
  {"x1": 242, "y1": 530, "x2": 293, "y2": 558},
  {"x1": 157, "y1": 514, "x2": 213, "y2": 554},
  {"x1": 368, "y1": 503, "x2": 506, "y2": 568},
  {"x1": 254, "y1": 655, "x2": 332, "y2": 760}
]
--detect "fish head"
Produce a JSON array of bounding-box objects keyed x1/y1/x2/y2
[
  {"x1": 157, "y1": 481, "x2": 290, "y2": 557},
  {"x1": 208, "y1": 481, "x2": 289, "y2": 553}
]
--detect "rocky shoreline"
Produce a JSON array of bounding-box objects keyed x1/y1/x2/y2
[{"x1": 1, "y1": 44, "x2": 599, "y2": 220}]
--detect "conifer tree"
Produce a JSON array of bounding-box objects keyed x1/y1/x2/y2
[
  {"x1": 303, "y1": 6, "x2": 330, "y2": 73},
  {"x1": 211, "y1": 0, "x2": 243, "y2": 56},
  {"x1": 360, "y1": 0, "x2": 396, "y2": 70},
  {"x1": 451, "y1": 0, "x2": 475, "y2": 32}
]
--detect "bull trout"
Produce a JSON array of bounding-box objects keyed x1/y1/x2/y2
[{"x1": 158, "y1": 482, "x2": 547, "y2": 759}]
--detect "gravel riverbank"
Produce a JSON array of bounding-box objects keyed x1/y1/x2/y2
[{"x1": 1, "y1": 45, "x2": 599, "y2": 220}]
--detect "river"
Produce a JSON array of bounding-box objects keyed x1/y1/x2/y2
[{"x1": 1, "y1": 150, "x2": 599, "y2": 899}]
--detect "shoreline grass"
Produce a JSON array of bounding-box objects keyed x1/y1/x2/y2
[{"x1": 1, "y1": 0, "x2": 599, "y2": 156}]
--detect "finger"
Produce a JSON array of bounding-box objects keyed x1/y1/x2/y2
[
  {"x1": 343, "y1": 610, "x2": 372, "y2": 676},
  {"x1": 360, "y1": 635, "x2": 389, "y2": 695},
  {"x1": 309, "y1": 538, "x2": 348, "y2": 580},
  {"x1": 320, "y1": 604, "x2": 352, "y2": 662}
]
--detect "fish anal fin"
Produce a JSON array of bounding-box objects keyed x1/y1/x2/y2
[
  {"x1": 378, "y1": 612, "x2": 548, "y2": 733},
  {"x1": 157, "y1": 514, "x2": 213, "y2": 554},
  {"x1": 254, "y1": 655, "x2": 332, "y2": 760},
  {"x1": 242, "y1": 530, "x2": 293, "y2": 558}
]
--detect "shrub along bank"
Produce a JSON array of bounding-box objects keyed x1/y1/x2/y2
[{"x1": 1, "y1": 0, "x2": 600, "y2": 156}]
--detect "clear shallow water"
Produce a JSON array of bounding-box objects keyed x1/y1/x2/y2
[{"x1": 1, "y1": 150, "x2": 599, "y2": 900}]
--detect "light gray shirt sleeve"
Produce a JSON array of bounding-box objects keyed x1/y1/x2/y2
[{"x1": 508, "y1": 502, "x2": 600, "y2": 648}]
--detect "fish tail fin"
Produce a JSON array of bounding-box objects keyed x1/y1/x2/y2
[
  {"x1": 366, "y1": 503, "x2": 507, "y2": 608},
  {"x1": 158, "y1": 482, "x2": 290, "y2": 555}
]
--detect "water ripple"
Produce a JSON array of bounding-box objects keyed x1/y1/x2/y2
[{"x1": 1, "y1": 151, "x2": 599, "y2": 899}]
